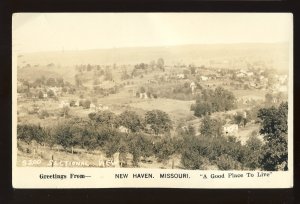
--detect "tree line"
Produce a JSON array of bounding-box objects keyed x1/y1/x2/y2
[
  {"x1": 17, "y1": 103, "x2": 288, "y2": 170},
  {"x1": 191, "y1": 87, "x2": 236, "y2": 117}
]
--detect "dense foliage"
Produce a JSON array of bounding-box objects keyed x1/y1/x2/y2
[
  {"x1": 192, "y1": 87, "x2": 236, "y2": 117},
  {"x1": 17, "y1": 102, "x2": 288, "y2": 170},
  {"x1": 257, "y1": 102, "x2": 288, "y2": 170}
]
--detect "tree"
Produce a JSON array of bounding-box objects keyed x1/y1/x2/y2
[
  {"x1": 104, "y1": 68, "x2": 113, "y2": 81},
  {"x1": 55, "y1": 123, "x2": 77, "y2": 150},
  {"x1": 140, "y1": 86, "x2": 146, "y2": 93},
  {"x1": 46, "y1": 78, "x2": 56, "y2": 87},
  {"x1": 88, "y1": 110, "x2": 116, "y2": 127},
  {"x1": 194, "y1": 102, "x2": 212, "y2": 117},
  {"x1": 61, "y1": 106, "x2": 70, "y2": 118},
  {"x1": 233, "y1": 111, "x2": 248, "y2": 127},
  {"x1": 153, "y1": 137, "x2": 177, "y2": 161},
  {"x1": 128, "y1": 133, "x2": 154, "y2": 166},
  {"x1": 265, "y1": 93, "x2": 274, "y2": 104},
  {"x1": 180, "y1": 136, "x2": 209, "y2": 170},
  {"x1": 47, "y1": 90, "x2": 55, "y2": 98},
  {"x1": 257, "y1": 102, "x2": 288, "y2": 170},
  {"x1": 145, "y1": 110, "x2": 172, "y2": 135},
  {"x1": 244, "y1": 135, "x2": 263, "y2": 170},
  {"x1": 17, "y1": 124, "x2": 47, "y2": 145},
  {"x1": 213, "y1": 87, "x2": 236, "y2": 112},
  {"x1": 200, "y1": 115, "x2": 224, "y2": 138},
  {"x1": 121, "y1": 69, "x2": 130, "y2": 80},
  {"x1": 157, "y1": 58, "x2": 165, "y2": 71},
  {"x1": 56, "y1": 78, "x2": 64, "y2": 87},
  {"x1": 38, "y1": 91, "x2": 44, "y2": 99},
  {"x1": 82, "y1": 100, "x2": 91, "y2": 109},
  {"x1": 75, "y1": 75, "x2": 82, "y2": 87},
  {"x1": 190, "y1": 66, "x2": 196, "y2": 75},
  {"x1": 192, "y1": 87, "x2": 236, "y2": 117},
  {"x1": 117, "y1": 110, "x2": 144, "y2": 132},
  {"x1": 149, "y1": 60, "x2": 156, "y2": 70}
]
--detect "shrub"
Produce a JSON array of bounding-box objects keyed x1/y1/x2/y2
[
  {"x1": 17, "y1": 124, "x2": 48, "y2": 145},
  {"x1": 38, "y1": 110, "x2": 49, "y2": 119},
  {"x1": 215, "y1": 154, "x2": 242, "y2": 170}
]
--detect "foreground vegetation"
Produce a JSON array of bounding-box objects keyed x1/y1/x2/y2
[{"x1": 17, "y1": 102, "x2": 288, "y2": 170}]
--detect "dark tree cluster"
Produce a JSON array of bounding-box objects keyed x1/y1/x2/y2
[
  {"x1": 192, "y1": 87, "x2": 236, "y2": 117},
  {"x1": 17, "y1": 102, "x2": 288, "y2": 170},
  {"x1": 257, "y1": 102, "x2": 288, "y2": 170}
]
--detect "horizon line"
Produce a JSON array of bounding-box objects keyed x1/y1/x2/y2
[{"x1": 15, "y1": 41, "x2": 289, "y2": 55}]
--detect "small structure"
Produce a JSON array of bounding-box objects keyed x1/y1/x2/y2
[
  {"x1": 222, "y1": 124, "x2": 238, "y2": 136},
  {"x1": 236, "y1": 72, "x2": 247, "y2": 78},
  {"x1": 90, "y1": 103, "x2": 96, "y2": 110},
  {"x1": 177, "y1": 74, "x2": 185, "y2": 79},
  {"x1": 190, "y1": 82, "x2": 196, "y2": 93},
  {"x1": 200, "y1": 76, "x2": 209, "y2": 81},
  {"x1": 43, "y1": 93, "x2": 48, "y2": 98},
  {"x1": 139, "y1": 93, "x2": 148, "y2": 99},
  {"x1": 102, "y1": 106, "x2": 109, "y2": 110},
  {"x1": 59, "y1": 101, "x2": 70, "y2": 108},
  {"x1": 75, "y1": 100, "x2": 80, "y2": 107},
  {"x1": 118, "y1": 126, "x2": 130, "y2": 133}
]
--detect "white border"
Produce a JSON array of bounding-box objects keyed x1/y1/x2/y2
[{"x1": 12, "y1": 13, "x2": 294, "y2": 189}]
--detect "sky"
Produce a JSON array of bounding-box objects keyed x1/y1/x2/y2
[{"x1": 12, "y1": 13, "x2": 293, "y2": 53}]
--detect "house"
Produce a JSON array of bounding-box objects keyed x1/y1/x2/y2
[
  {"x1": 75, "y1": 100, "x2": 80, "y2": 107},
  {"x1": 246, "y1": 72, "x2": 254, "y2": 77},
  {"x1": 102, "y1": 106, "x2": 109, "y2": 110},
  {"x1": 278, "y1": 85, "x2": 288, "y2": 93},
  {"x1": 177, "y1": 74, "x2": 185, "y2": 79},
  {"x1": 190, "y1": 82, "x2": 197, "y2": 93},
  {"x1": 139, "y1": 93, "x2": 148, "y2": 99},
  {"x1": 118, "y1": 126, "x2": 130, "y2": 133},
  {"x1": 222, "y1": 124, "x2": 238, "y2": 136},
  {"x1": 90, "y1": 103, "x2": 96, "y2": 110},
  {"x1": 200, "y1": 76, "x2": 209, "y2": 81},
  {"x1": 43, "y1": 93, "x2": 48, "y2": 98},
  {"x1": 236, "y1": 72, "x2": 247, "y2": 78},
  {"x1": 59, "y1": 101, "x2": 70, "y2": 108}
]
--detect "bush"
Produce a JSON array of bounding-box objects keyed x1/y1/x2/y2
[
  {"x1": 154, "y1": 137, "x2": 176, "y2": 161},
  {"x1": 215, "y1": 154, "x2": 242, "y2": 170},
  {"x1": 82, "y1": 100, "x2": 91, "y2": 109},
  {"x1": 192, "y1": 87, "x2": 236, "y2": 117},
  {"x1": 17, "y1": 124, "x2": 48, "y2": 144},
  {"x1": 127, "y1": 133, "x2": 154, "y2": 166},
  {"x1": 244, "y1": 135, "x2": 263, "y2": 170},
  {"x1": 181, "y1": 135, "x2": 246, "y2": 170},
  {"x1": 38, "y1": 110, "x2": 49, "y2": 119}
]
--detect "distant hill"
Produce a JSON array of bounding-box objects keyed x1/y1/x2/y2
[{"x1": 17, "y1": 43, "x2": 290, "y2": 80}]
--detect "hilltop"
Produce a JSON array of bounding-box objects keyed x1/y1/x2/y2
[{"x1": 17, "y1": 42, "x2": 289, "y2": 69}]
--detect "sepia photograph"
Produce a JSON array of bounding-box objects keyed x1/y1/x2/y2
[{"x1": 12, "y1": 13, "x2": 293, "y2": 188}]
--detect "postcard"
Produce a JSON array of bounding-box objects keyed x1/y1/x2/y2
[{"x1": 12, "y1": 13, "x2": 293, "y2": 188}]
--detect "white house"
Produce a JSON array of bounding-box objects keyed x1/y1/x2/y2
[
  {"x1": 177, "y1": 74, "x2": 185, "y2": 79},
  {"x1": 118, "y1": 126, "x2": 130, "y2": 133},
  {"x1": 90, "y1": 103, "x2": 96, "y2": 110},
  {"x1": 236, "y1": 72, "x2": 247, "y2": 78},
  {"x1": 200, "y1": 76, "x2": 209, "y2": 81},
  {"x1": 222, "y1": 124, "x2": 238, "y2": 136},
  {"x1": 75, "y1": 100, "x2": 80, "y2": 107},
  {"x1": 139, "y1": 93, "x2": 148, "y2": 99},
  {"x1": 43, "y1": 93, "x2": 48, "y2": 98},
  {"x1": 246, "y1": 72, "x2": 254, "y2": 77},
  {"x1": 102, "y1": 106, "x2": 109, "y2": 110},
  {"x1": 190, "y1": 82, "x2": 197, "y2": 93},
  {"x1": 59, "y1": 101, "x2": 70, "y2": 108}
]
